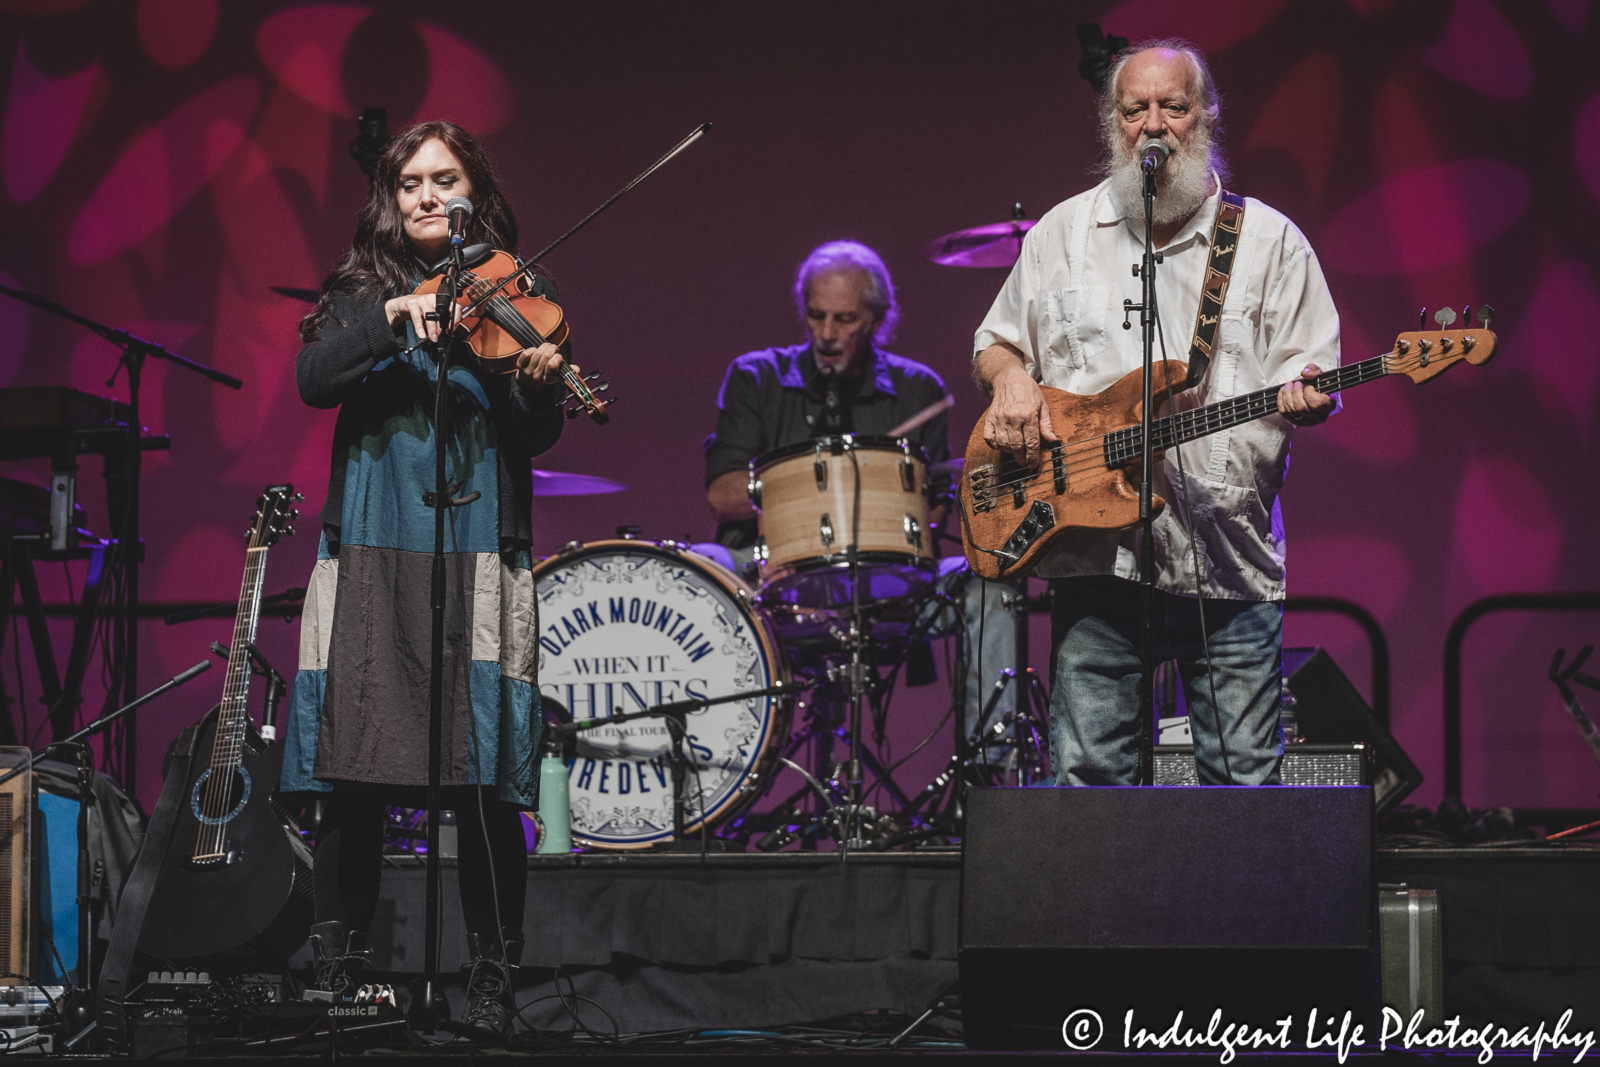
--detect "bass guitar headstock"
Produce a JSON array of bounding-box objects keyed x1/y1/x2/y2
[
  {"x1": 246, "y1": 484, "x2": 302, "y2": 548},
  {"x1": 562, "y1": 368, "x2": 615, "y2": 425},
  {"x1": 1388, "y1": 305, "x2": 1498, "y2": 384}
]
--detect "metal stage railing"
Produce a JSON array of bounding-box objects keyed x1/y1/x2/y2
[{"x1": 1443, "y1": 592, "x2": 1600, "y2": 801}]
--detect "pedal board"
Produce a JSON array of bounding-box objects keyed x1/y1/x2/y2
[{"x1": 130, "y1": 973, "x2": 403, "y2": 1056}]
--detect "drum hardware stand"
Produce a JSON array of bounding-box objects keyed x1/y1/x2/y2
[
  {"x1": 551, "y1": 680, "x2": 812, "y2": 845},
  {"x1": 0, "y1": 285, "x2": 241, "y2": 783},
  {"x1": 0, "y1": 658, "x2": 212, "y2": 1043}
]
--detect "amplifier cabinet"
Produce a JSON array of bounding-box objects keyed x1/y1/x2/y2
[{"x1": 0, "y1": 749, "x2": 31, "y2": 987}]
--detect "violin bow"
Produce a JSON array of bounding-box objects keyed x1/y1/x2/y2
[{"x1": 459, "y1": 122, "x2": 712, "y2": 322}]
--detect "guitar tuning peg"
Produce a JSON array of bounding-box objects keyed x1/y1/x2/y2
[
  {"x1": 244, "y1": 528, "x2": 254, "y2": 540},
  {"x1": 1433, "y1": 307, "x2": 1457, "y2": 328},
  {"x1": 1418, "y1": 307, "x2": 1428, "y2": 331},
  {"x1": 293, "y1": 493, "x2": 304, "y2": 502},
  {"x1": 1478, "y1": 305, "x2": 1495, "y2": 329},
  {"x1": 289, "y1": 509, "x2": 299, "y2": 520},
  {"x1": 285, "y1": 525, "x2": 296, "y2": 536}
]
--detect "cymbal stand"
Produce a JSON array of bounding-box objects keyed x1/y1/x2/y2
[{"x1": 838, "y1": 443, "x2": 870, "y2": 856}]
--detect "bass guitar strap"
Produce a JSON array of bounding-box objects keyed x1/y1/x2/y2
[
  {"x1": 95, "y1": 725, "x2": 199, "y2": 1046},
  {"x1": 1182, "y1": 189, "x2": 1245, "y2": 390}
]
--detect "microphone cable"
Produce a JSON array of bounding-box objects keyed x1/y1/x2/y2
[{"x1": 1151, "y1": 289, "x2": 1236, "y2": 785}]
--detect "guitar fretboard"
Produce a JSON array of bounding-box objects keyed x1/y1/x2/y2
[
  {"x1": 1103, "y1": 354, "x2": 1391, "y2": 466},
  {"x1": 193, "y1": 535, "x2": 268, "y2": 861}
]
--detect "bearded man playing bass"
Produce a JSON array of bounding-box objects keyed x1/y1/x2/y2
[{"x1": 971, "y1": 41, "x2": 1338, "y2": 787}]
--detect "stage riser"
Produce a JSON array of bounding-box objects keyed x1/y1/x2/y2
[{"x1": 274, "y1": 845, "x2": 1598, "y2": 1035}]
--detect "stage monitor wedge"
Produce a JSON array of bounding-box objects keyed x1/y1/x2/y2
[{"x1": 1285, "y1": 646, "x2": 1422, "y2": 816}]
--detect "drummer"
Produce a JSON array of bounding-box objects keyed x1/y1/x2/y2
[{"x1": 700, "y1": 239, "x2": 1015, "y2": 740}]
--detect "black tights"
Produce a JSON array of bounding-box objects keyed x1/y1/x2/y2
[{"x1": 313, "y1": 786, "x2": 528, "y2": 940}]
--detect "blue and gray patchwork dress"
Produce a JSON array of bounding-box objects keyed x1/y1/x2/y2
[{"x1": 281, "y1": 285, "x2": 565, "y2": 805}]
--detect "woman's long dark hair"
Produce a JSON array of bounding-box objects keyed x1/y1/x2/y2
[{"x1": 299, "y1": 121, "x2": 519, "y2": 342}]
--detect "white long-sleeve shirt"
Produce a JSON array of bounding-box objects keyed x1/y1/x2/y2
[{"x1": 972, "y1": 176, "x2": 1341, "y2": 601}]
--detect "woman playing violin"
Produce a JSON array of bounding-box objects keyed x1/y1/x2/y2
[{"x1": 284, "y1": 120, "x2": 568, "y2": 1031}]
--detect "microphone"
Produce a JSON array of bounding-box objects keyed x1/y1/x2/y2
[
  {"x1": 1139, "y1": 140, "x2": 1170, "y2": 174},
  {"x1": 445, "y1": 196, "x2": 473, "y2": 246}
]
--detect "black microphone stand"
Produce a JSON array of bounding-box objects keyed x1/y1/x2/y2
[
  {"x1": 411, "y1": 219, "x2": 474, "y2": 1031},
  {"x1": 0, "y1": 286, "x2": 240, "y2": 785},
  {"x1": 0, "y1": 658, "x2": 211, "y2": 1041},
  {"x1": 551, "y1": 681, "x2": 812, "y2": 842},
  {"x1": 1122, "y1": 151, "x2": 1163, "y2": 786}
]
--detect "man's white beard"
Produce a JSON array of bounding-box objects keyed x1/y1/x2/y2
[{"x1": 1108, "y1": 127, "x2": 1216, "y2": 228}]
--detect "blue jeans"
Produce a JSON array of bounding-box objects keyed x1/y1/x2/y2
[{"x1": 1049, "y1": 575, "x2": 1283, "y2": 785}]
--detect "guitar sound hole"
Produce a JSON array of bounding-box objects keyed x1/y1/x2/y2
[{"x1": 190, "y1": 766, "x2": 252, "y2": 828}]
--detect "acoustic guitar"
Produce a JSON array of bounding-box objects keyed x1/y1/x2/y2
[
  {"x1": 136, "y1": 484, "x2": 313, "y2": 961},
  {"x1": 959, "y1": 326, "x2": 1498, "y2": 579}
]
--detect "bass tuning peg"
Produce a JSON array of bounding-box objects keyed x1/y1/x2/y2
[
  {"x1": 1433, "y1": 307, "x2": 1456, "y2": 328},
  {"x1": 1478, "y1": 305, "x2": 1495, "y2": 329},
  {"x1": 1418, "y1": 307, "x2": 1428, "y2": 331}
]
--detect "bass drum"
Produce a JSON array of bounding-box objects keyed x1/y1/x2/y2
[{"x1": 532, "y1": 540, "x2": 791, "y2": 849}]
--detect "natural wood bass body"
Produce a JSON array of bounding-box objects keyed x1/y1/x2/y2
[
  {"x1": 958, "y1": 361, "x2": 1188, "y2": 580},
  {"x1": 958, "y1": 327, "x2": 1499, "y2": 579}
]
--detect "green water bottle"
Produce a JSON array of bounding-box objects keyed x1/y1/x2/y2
[{"x1": 535, "y1": 729, "x2": 571, "y2": 855}]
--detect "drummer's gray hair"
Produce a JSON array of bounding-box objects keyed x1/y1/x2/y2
[
  {"x1": 1097, "y1": 39, "x2": 1227, "y2": 178},
  {"x1": 794, "y1": 240, "x2": 899, "y2": 345}
]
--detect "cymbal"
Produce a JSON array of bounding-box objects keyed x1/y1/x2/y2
[
  {"x1": 531, "y1": 469, "x2": 627, "y2": 496},
  {"x1": 923, "y1": 218, "x2": 1036, "y2": 268},
  {"x1": 271, "y1": 285, "x2": 320, "y2": 303},
  {"x1": 929, "y1": 457, "x2": 965, "y2": 476}
]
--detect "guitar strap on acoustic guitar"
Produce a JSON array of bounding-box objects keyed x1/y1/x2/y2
[
  {"x1": 1182, "y1": 189, "x2": 1245, "y2": 390},
  {"x1": 95, "y1": 724, "x2": 200, "y2": 1045}
]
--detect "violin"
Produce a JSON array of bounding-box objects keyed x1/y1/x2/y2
[{"x1": 412, "y1": 246, "x2": 613, "y2": 424}]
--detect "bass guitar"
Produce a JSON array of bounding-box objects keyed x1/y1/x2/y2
[
  {"x1": 136, "y1": 484, "x2": 313, "y2": 961},
  {"x1": 959, "y1": 324, "x2": 1498, "y2": 579}
]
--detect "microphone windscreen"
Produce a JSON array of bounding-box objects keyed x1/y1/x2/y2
[{"x1": 445, "y1": 196, "x2": 473, "y2": 219}]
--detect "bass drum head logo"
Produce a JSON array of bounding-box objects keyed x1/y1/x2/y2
[{"x1": 534, "y1": 544, "x2": 787, "y2": 847}]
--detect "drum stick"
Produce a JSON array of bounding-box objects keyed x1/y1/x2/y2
[{"x1": 887, "y1": 395, "x2": 953, "y2": 438}]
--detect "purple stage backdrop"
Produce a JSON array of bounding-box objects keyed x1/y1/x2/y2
[{"x1": 0, "y1": 0, "x2": 1596, "y2": 816}]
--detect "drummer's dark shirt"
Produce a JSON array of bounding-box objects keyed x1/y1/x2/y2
[{"x1": 704, "y1": 342, "x2": 952, "y2": 549}]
